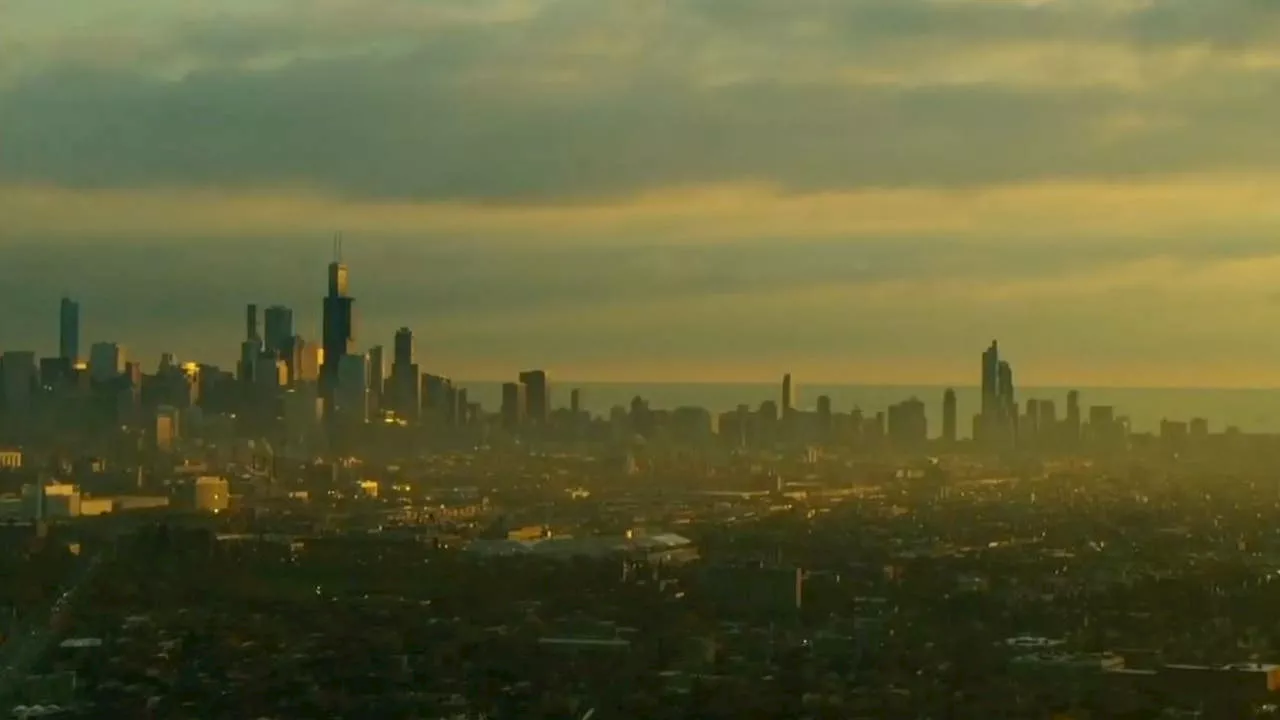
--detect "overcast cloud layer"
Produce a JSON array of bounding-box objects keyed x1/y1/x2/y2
[{"x1": 4, "y1": 0, "x2": 1280, "y2": 385}]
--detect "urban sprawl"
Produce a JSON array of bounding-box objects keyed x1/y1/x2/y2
[{"x1": 0, "y1": 256, "x2": 1278, "y2": 719}]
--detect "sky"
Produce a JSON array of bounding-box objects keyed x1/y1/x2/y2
[{"x1": 4, "y1": 0, "x2": 1280, "y2": 385}]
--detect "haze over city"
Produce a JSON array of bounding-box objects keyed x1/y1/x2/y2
[
  {"x1": 15, "y1": 2, "x2": 1280, "y2": 720},
  {"x1": 6, "y1": 0, "x2": 1280, "y2": 384}
]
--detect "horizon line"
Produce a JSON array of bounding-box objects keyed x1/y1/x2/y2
[{"x1": 448, "y1": 379, "x2": 1280, "y2": 392}]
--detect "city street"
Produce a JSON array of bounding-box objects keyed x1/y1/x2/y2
[{"x1": 0, "y1": 551, "x2": 103, "y2": 708}]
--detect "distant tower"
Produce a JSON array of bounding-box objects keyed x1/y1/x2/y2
[
  {"x1": 1066, "y1": 389, "x2": 1082, "y2": 445},
  {"x1": 333, "y1": 353, "x2": 369, "y2": 426},
  {"x1": 389, "y1": 327, "x2": 419, "y2": 421},
  {"x1": 979, "y1": 341, "x2": 1016, "y2": 446},
  {"x1": 263, "y1": 305, "x2": 294, "y2": 356},
  {"x1": 320, "y1": 234, "x2": 355, "y2": 419},
  {"x1": 58, "y1": 296, "x2": 80, "y2": 362},
  {"x1": 942, "y1": 388, "x2": 957, "y2": 443},
  {"x1": 367, "y1": 345, "x2": 385, "y2": 414},
  {"x1": 518, "y1": 370, "x2": 550, "y2": 424},
  {"x1": 502, "y1": 381, "x2": 527, "y2": 430},
  {"x1": 246, "y1": 304, "x2": 260, "y2": 344},
  {"x1": 88, "y1": 342, "x2": 125, "y2": 382},
  {"x1": 980, "y1": 341, "x2": 999, "y2": 420},
  {"x1": 570, "y1": 388, "x2": 582, "y2": 415},
  {"x1": 998, "y1": 361, "x2": 1015, "y2": 421},
  {"x1": 781, "y1": 374, "x2": 795, "y2": 417},
  {"x1": 393, "y1": 327, "x2": 413, "y2": 368}
]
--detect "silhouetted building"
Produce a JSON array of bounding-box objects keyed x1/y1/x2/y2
[
  {"x1": 455, "y1": 387, "x2": 470, "y2": 426},
  {"x1": 245, "y1": 303, "x2": 260, "y2": 344},
  {"x1": 887, "y1": 397, "x2": 927, "y2": 450},
  {"x1": 422, "y1": 374, "x2": 456, "y2": 426},
  {"x1": 39, "y1": 357, "x2": 74, "y2": 389},
  {"x1": 1190, "y1": 417, "x2": 1209, "y2": 437},
  {"x1": 998, "y1": 361, "x2": 1015, "y2": 422},
  {"x1": 89, "y1": 342, "x2": 125, "y2": 383},
  {"x1": 502, "y1": 382, "x2": 526, "y2": 431},
  {"x1": 1161, "y1": 418, "x2": 1189, "y2": 454},
  {"x1": 979, "y1": 341, "x2": 1018, "y2": 446},
  {"x1": 981, "y1": 341, "x2": 1000, "y2": 420},
  {"x1": 759, "y1": 400, "x2": 779, "y2": 424},
  {"x1": 518, "y1": 370, "x2": 549, "y2": 424},
  {"x1": 388, "y1": 327, "x2": 418, "y2": 421},
  {"x1": 238, "y1": 339, "x2": 258, "y2": 384},
  {"x1": 570, "y1": 388, "x2": 582, "y2": 415},
  {"x1": 263, "y1": 305, "x2": 294, "y2": 356},
  {"x1": 393, "y1": 327, "x2": 413, "y2": 367},
  {"x1": 59, "y1": 296, "x2": 79, "y2": 362},
  {"x1": 781, "y1": 373, "x2": 796, "y2": 417},
  {"x1": 1065, "y1": 389, "x2": 1082, "y2": 446},
  {"x1": 816, "y1": 394, "x2": 832, "y2": 436},
  {"x1": 334, "y1": 353, "x2": 369, "y2": 426},
  {"x1": 942, "y1": 387, "x2": 957, "y2": 443},
  {"x1": 1088, "y1": 405, "x2": 1126, "y2": 452},
  {"x1": 976, "y1": 341, "x2": 1017, "y2": 447},
  {"x1": 367, "y1": 344, "x2": 385, "y2": 414},
  {"x1": 1037, "y1": 399, "x2": 1057, "y2": 447},
  {"x1": 320, "y1": 249, "x2": 355, "y2": 420},
  {"x1": 287, "y1": 335, "x2": 320, "y2": 385}
]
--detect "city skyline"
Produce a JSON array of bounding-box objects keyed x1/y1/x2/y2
[
  {"x1": 8, "y1": 1, "x2": 1280, "y2": 384},
  {"x1": 7, "y1": 274, "x2": 1280, "y2": 389},
  {"x1": 6, "y1": 6, "x2": 1280, "y2": 717}
]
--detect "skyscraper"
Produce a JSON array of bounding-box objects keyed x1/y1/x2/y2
[
  {"x1": 887, "y1": 397, "x2": 927, "y2": 449},
  {"x1": 816, "y1": 394, "x2": 833, "y2": 436},
  {"x1": 998, "y1": 361, "x2": 1015, "y2": 421},
  {"x1": 942, "y1": 388, "x2": 957, "y2": 443},
  {"x1": 238, "y1": 340, "x2": 259, "y2": 383},
  {"x1": 502, "y1": 381, "x2": 526, "y2": 430},
  {"x1": 89, "y1": 342, "x2": 125, "y2": 383},
  {"x1": 59, "y1": 296, "x2": 79, "y2": 362},
  {"x1": 334, "y1": 353, "x2": 369, "y2": 426},
  {"x1": 518, "y1": 370, "x2": 549, "y2": 424},
  {"x1": 781, "y1": 373, "x2": 795, "y2": 417},
  {"x1": 422, "y1": 374, "x2": 456, "y2": 425},
  {"x1": 263, "y1": 305, "x2": 294, "y2": 356},
  {"x1": 393, "y1": 327, "x2": 413, "y2": 368},
  {"x1": 287, "y1": 335, "x2": 321, "y2": 384},
  {"x1": 389, "y1": 327, "x2": 419, "y2": 421},
  {"x1": 246, "y1": 304, "x2": 260, "y2": 343},
  {"x1": 980, "y1": 341, "x2": 1016, "y2": 446},
  {"x1": 1065, "y1": 389, "x2": 1081, "y2": 446},
  {"x1": 367, "y1": 344, "x2": 385, "y2": 414},
  {"x1": 320, "y1": 245, "x2": 355, "y2": 419},
  {"x1": 980, "y1": 341, "x2": 999, "y2": 419}
]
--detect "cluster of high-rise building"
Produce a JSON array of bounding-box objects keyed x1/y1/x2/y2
[
  {"x1": 716, "y1": 344, "x2": 1146, "y2": 455},
  {"x1": 934, "y1": 341, "x2": 1131, "y2": 453},
  {"x1": 500, "y1": 370, "x2": 551, "y2": 431},
  {"x1": 0, "y1": 252, "x2": 1213, "y2": 462},
  {"x1": 716, "y1": 380, "x2": 930, "y2": 452},
  {"x1": 975, "y1": 340, "x2": 1017, "y2": 446},
  {"x1": 234, "y1": 250, "x2": 488, "y2": 442}
]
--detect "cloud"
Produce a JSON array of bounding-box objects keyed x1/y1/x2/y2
[
  {"x1": 6, "y1": 0, "x2": 1280, "y2": 202},
  {"x1": 5, "y1": 172, "x2": 1280, "y2": 245}
]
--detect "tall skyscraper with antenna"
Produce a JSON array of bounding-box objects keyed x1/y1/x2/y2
[{"x1": 321, "y1": 234, "x2": 355, "y2": 420}]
